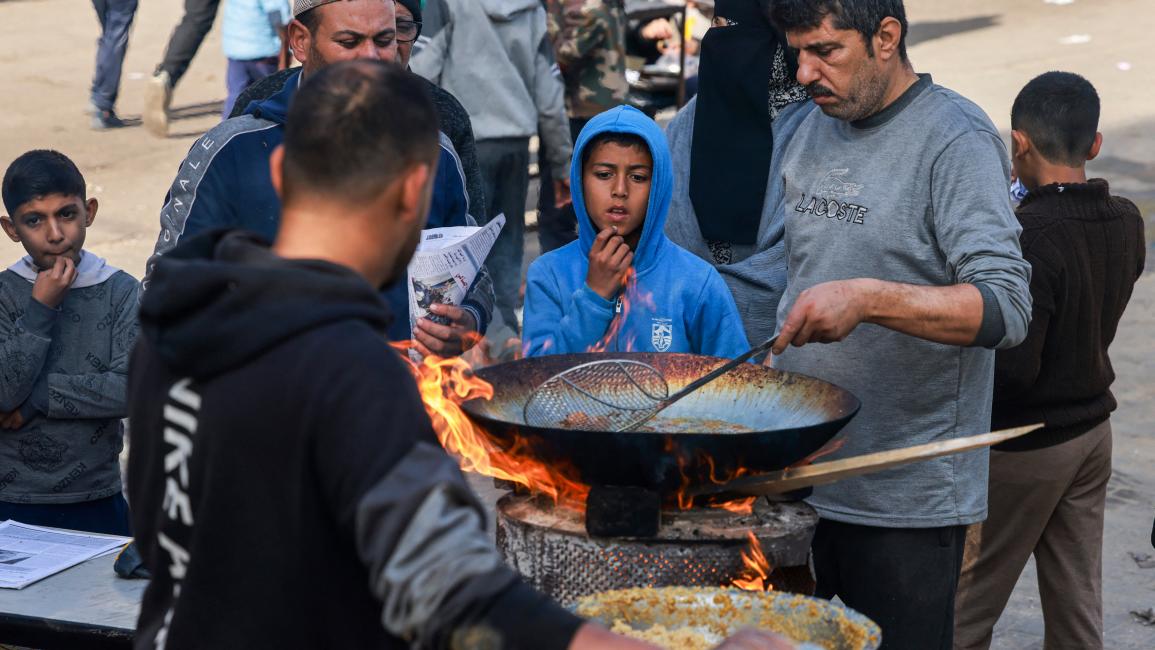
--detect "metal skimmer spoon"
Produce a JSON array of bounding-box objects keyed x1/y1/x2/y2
[{"x1": 523, "y1": 337, "x2": 778, "y2": 432}]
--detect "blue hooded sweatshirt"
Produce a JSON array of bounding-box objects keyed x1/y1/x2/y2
[
  {"x1": 522, "y1": 106, "x2": 748, "y2": 357},
  {"x1": 147, "y1": 68, "x2": 491, "y2": 339}
]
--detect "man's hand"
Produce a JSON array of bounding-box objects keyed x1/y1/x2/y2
[
  {"x1": 640, "y1": 18, "x2": 676, "y2": 41},
  {"x1": 0, "y1": 409, "x2": 24, "y2": 431},
  {"x1": 31, "y1": 256, "x2": 77, "y2": 309},
  {"x1": 771, "y1": 279, "x2": 870, "y2": 355},
  {"x1": 554, "y1": 178, "x2": 572, "y2": 209},
  {"x1": 586, "y1": 226, "x2": 633, "y2": 300},
  {"x1": 413, "y1": 303, "x2": 479, "y2": 358}
]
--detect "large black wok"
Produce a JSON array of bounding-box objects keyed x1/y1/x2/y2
[{"x1": 461, "y1": 353, "x2": 860, "y2": 497}]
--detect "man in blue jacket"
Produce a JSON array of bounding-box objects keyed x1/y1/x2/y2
[
  {"x1": 522, "y1": 105, "x2": 748, "y2": 357},
  {"x1": 147, "y1": 0, "x2": 492, "y2": 356}
]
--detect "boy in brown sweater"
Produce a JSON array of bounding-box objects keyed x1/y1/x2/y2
[{"x1": 954, "y1": 71, "x2": 1146, "y2": 650}]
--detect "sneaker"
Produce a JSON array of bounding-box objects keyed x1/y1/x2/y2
[
  {"x1": 84, "y1": 101, "x2": 100, "y2": 116},
  {"x1": 143, "y1": 70, "x2": 172, "y2": 137},
  {"x1": 91, "y1": 109, "x2": 126, "y2": 130}
]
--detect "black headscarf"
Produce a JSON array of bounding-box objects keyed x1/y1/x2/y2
[{"x1": 689, "y1": 0, "x2": 804, "y2": 245}]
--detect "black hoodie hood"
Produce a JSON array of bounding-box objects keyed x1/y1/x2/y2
[{"x1": 140, "y1": 230, "x2": 392, "y2": 380}]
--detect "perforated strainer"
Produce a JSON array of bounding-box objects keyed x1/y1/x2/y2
[
  {"x1": 522, "y1": 359, "x2": 670, "y2": 432},
  {"x1": 523, "y1": 337, "x2": 778, "y2": 432}
]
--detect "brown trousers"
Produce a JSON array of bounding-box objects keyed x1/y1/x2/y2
[{"x1": 954, "y1": 419, "x2": 1112, "y2": 650}]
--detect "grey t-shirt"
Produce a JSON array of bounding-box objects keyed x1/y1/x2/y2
[
  {"x1": 664, "y1": 99, "x2": 818, "y2": 347},
  {"x1": 0, "y1": 269, "x2": 139, "y2": 504},
  {"x1": 774, "y1": 75, "x2": 1032, "y2": 528}
]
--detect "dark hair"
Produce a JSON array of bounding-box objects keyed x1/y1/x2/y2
[
  {"x1": 281, "y1": 60, "x2": 439, "y2": 203},
  {"x1": 1011, "y1": 71, "x2": 1100, "y2": 167},
  {"x1": 2, "y1": 150, "x2": 86, "y2": 216},
  {"x1": 296, "y1": 7, "x2": 320, "y2": 33},
  {"x1": 581, "y1": 132, "x2": 651, "y2": 169},
  {"x1": 769, "y1": 0, "x2": 908, "y2": 60}
]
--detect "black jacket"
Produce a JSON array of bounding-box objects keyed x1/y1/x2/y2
[
  {"x1": 127, "y1": 231, "x2": 580, "y2": 649},
  {"x1": 232, "y1": 68, "x2": 487, "y2": 221}
]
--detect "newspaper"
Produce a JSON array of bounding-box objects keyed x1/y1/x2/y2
[
  {"x1": 0, "y1": 520, "x2": 129, "y2": 589},
  {"x1": 407, "y1": 214, "x2": 505, "y2": 358}
]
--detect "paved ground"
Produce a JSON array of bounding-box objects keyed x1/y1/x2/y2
[{"x1": 0, "y1": 0, "x2": 1152, "y2": 647}]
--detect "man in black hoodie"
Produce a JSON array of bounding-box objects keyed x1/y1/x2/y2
[{"x1": 127, "y1": 60, "x2": 720, "y2": 650}]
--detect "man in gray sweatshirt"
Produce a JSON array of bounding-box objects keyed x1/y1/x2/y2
[{"x1": 766, "y1": 2, "x2": 1032, "y2": 648}]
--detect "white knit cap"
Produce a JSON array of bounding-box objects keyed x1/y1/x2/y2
[{"x1": 293, "y1": 0, "x2": 343, "y2": 18}]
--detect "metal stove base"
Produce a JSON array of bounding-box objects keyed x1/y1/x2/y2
[{"x1": 495, "y1": 494, "x2": 818, "y2": 605}]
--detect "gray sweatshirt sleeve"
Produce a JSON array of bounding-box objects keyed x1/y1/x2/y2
[
  {"x1": 0, "y1": 288, "x2": 55, "y2": 413},
  {"x1": 314, "y1": 346, "x2": 582, "y2": 649},
  {"x1": 43, "y1": 278, "x2": 139, "y2": 419},
  {"x1": 532, "y1": 26, "x2": 573, "y2": 179},
  {"x1": 355, "y1": 442, "x2": 583, "y2": 649},
  {"x1": 930, "y1": 130, "x2": 1033, "y2": 349}
]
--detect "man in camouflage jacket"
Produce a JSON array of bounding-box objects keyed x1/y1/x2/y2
[
  {"x1": 546, "y1": 0, "x2": 628, "y2": 119},
  {"x1": 537, "y1": 0, "x2": 629, "y2": 253}
]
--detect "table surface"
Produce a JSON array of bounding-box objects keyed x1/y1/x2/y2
[{"x1": 0, "y1": 552, "x2": 144, "y2": 633}]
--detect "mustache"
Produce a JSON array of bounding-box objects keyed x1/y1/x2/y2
[{"x1": 807, "y1": 82, "x2": 836, "y2": 98}]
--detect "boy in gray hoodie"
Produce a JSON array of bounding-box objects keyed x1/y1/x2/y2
[{"x1": 0, "y1": 150, "x2": 139, "y2": 535}]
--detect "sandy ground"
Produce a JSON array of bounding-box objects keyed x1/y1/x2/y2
[{"x1": 0, "y1": 0, "x2": 1153, "y2": 647}]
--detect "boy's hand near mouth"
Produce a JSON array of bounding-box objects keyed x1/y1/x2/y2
[
  {"x1": 586, "y1": 225, "x2": 633, "y2": 300},
  {"x1": 32, "y1": 255, "x2": 78, "y2": 308}
]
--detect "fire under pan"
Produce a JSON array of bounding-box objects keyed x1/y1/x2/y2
[{"x1": 495, "y1": 494, "x2": 819, "y2": 606}]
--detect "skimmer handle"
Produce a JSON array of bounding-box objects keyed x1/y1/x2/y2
[{"x1": 621, "y1": 336, "x2": 778, "y2": 431}]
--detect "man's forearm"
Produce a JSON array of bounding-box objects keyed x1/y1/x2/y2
[{"x1": 860, "y1": 278, "x2": 982, "y2": 346}]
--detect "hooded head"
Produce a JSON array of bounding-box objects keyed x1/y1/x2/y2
[{"x1": 571, "y1": 105, "x2": 673, "y2": 275}]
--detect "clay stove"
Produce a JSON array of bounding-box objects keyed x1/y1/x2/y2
[{"x1": 495, "y1": 492, "x2": 818, "y2": 606}]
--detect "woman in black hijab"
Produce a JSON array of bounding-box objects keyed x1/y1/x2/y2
[{"x1": 664, "y1": 0, "x2": 809, "y2": 348}]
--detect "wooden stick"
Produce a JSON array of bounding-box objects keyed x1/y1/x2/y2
[{"x1": 690, "y1": 424, "x2": 1043, "y2": 497}]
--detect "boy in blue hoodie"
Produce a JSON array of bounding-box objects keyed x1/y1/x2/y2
[{"x1": 523, "y1": 105, "x2": 748, "y2": 356}]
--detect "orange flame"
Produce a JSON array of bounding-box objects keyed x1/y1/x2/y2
[
  {"x1": 730, "y1": 531, "x2": 774, "y2": 591},
  {"x1": 584, "y1": 267, "x2": 658, "y2": 354},
  {"x1": 715, "y1": 498, "x2": 757, "y2": 515},
  {"x1": 394, "y1": 342, "x2": 589, "y2": 508},
  {"x1": 398, "y1": 271, "x2": 759, "y2": 515},
  {"x1": 673, "y1": 448, "x2": 758, "y2": 514},
  {"x1": 588, "y1": 268, "x2": 636, "y2": 353}
]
